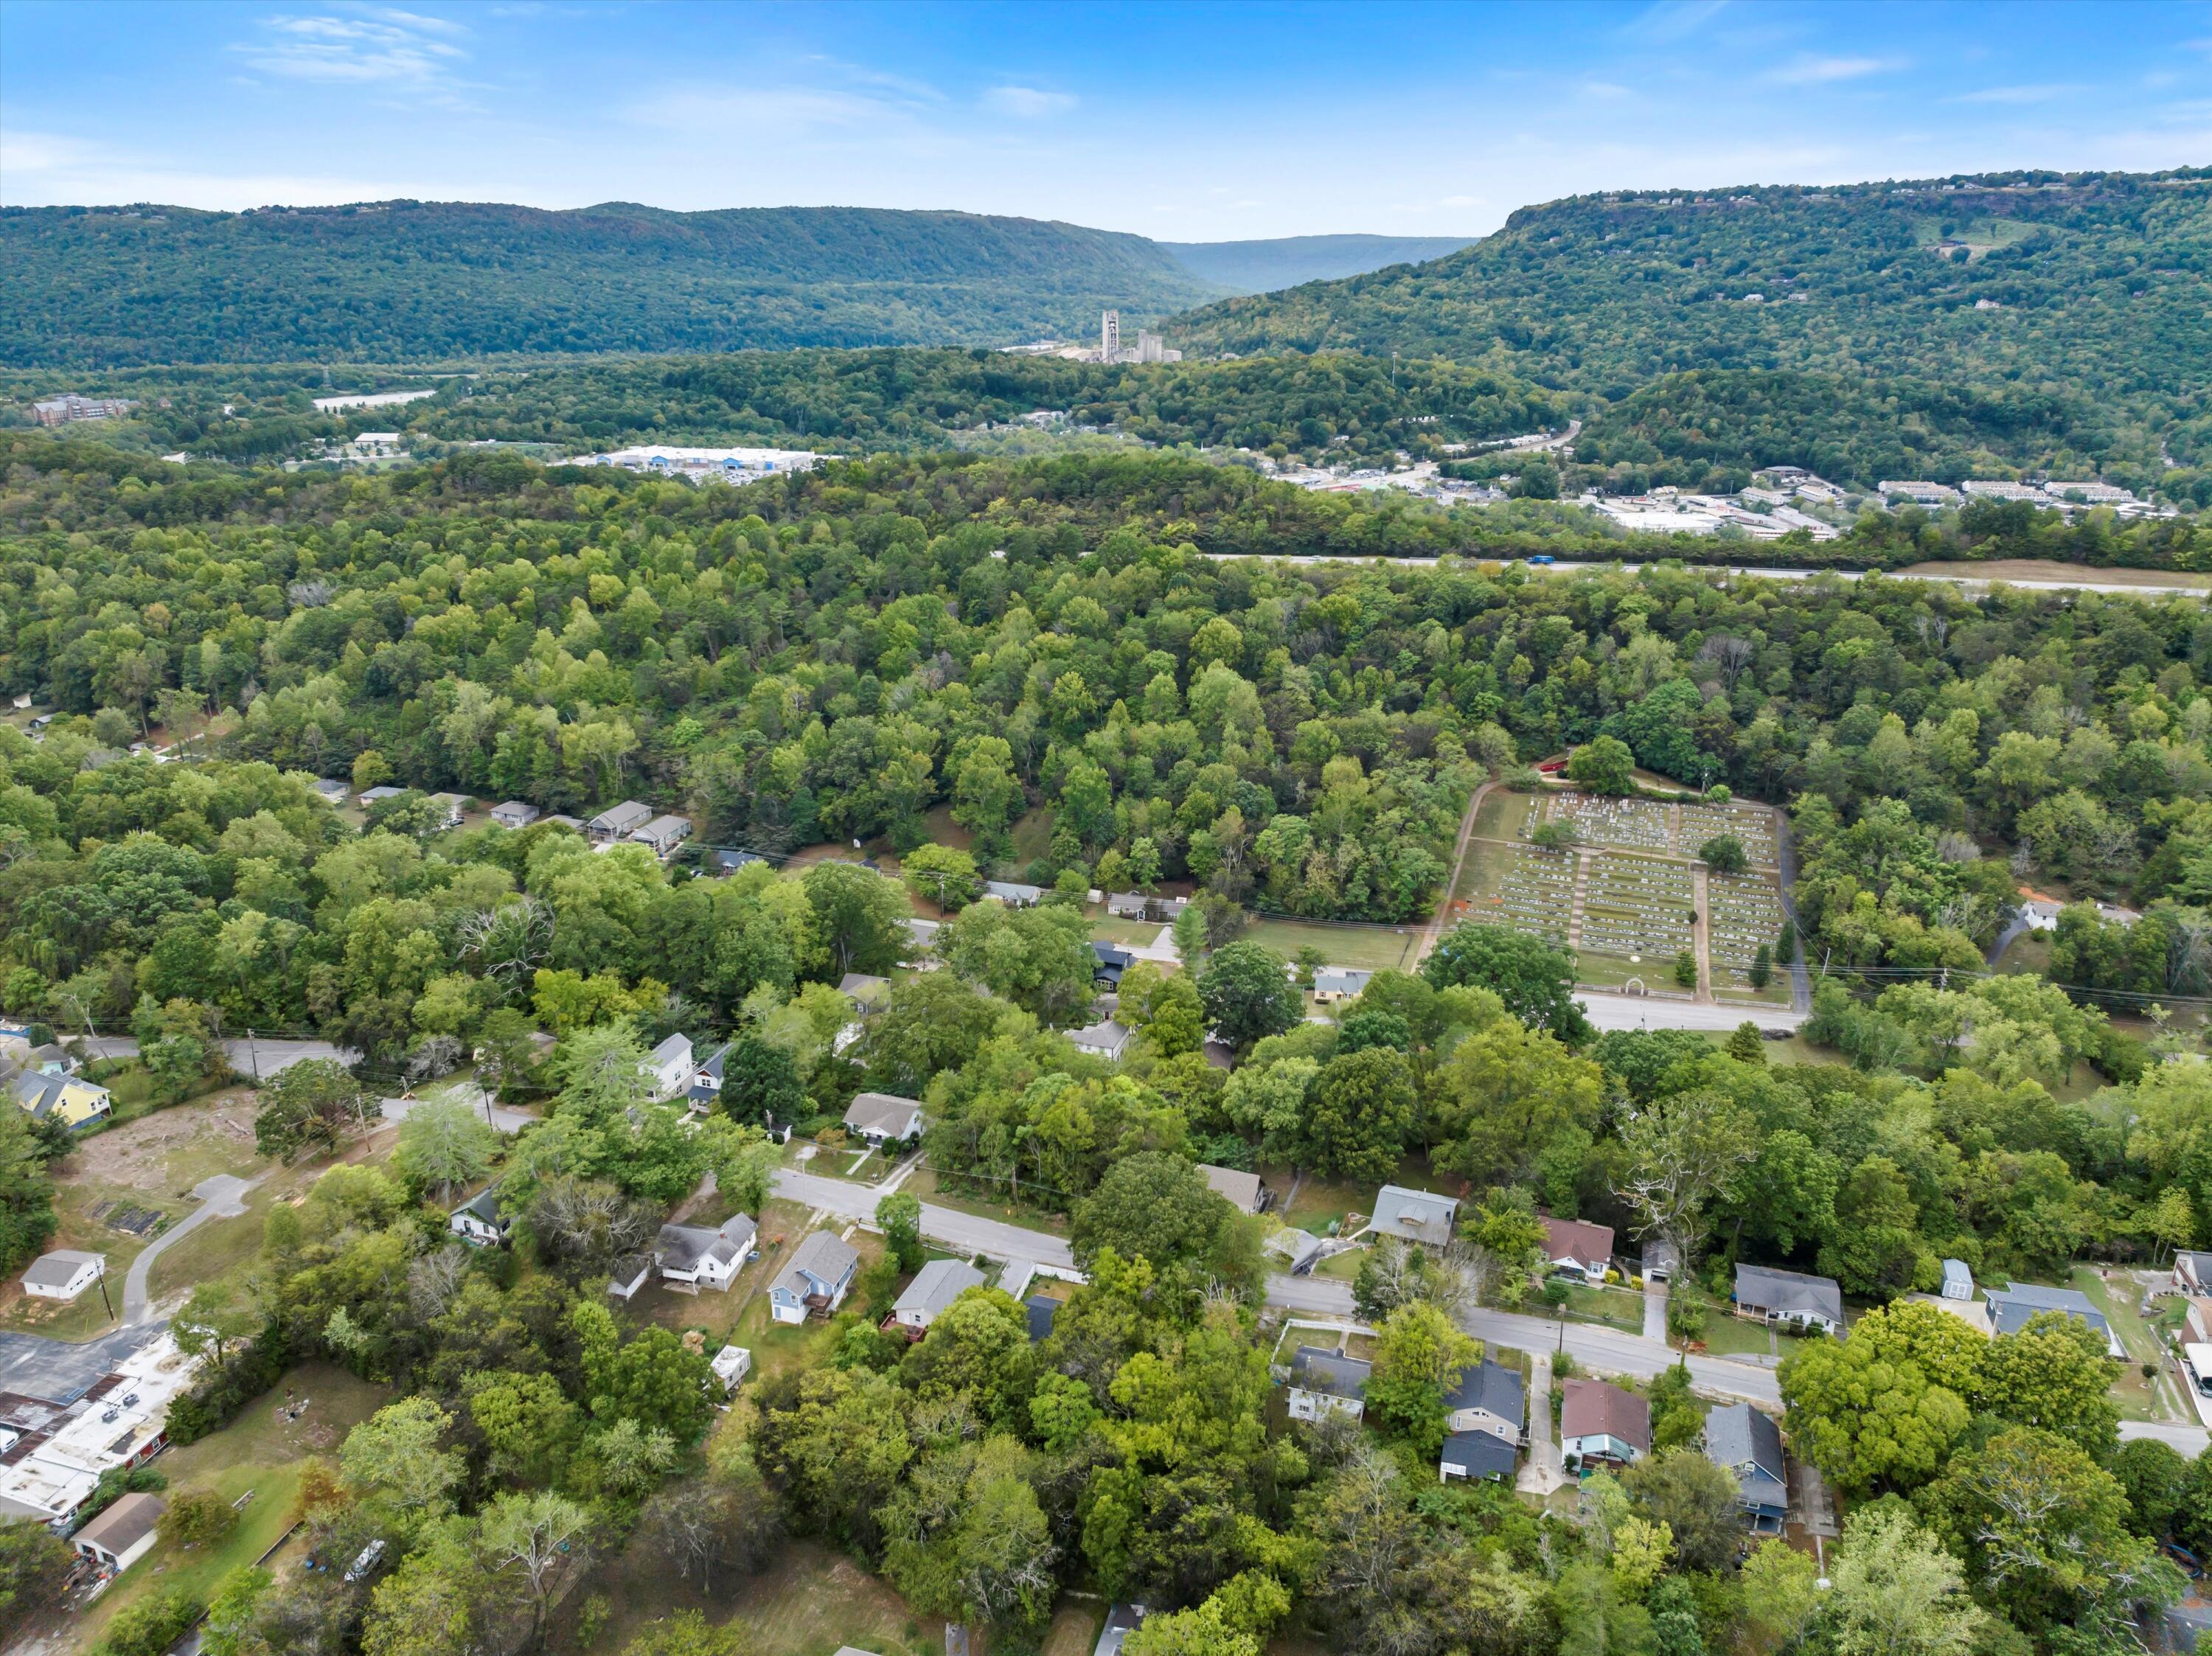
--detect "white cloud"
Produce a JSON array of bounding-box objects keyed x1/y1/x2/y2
[
  {"x1": 1950, "y1": 83, "x2": 2077, "y2": 104},
  {"x1": 1619, "y1": 1, "x2": 1729, "y2": 44},
  {"x1": 0, "y1": 127, "x2": 417, "y2": 209},
  {"x1": 981, "y1": 85, "x2": 1075, "y2": 117},
  {"x1": 1767, "y1": 55, "x2": 1905, "y2": 86},
  {"x1": 230, "y1": 9, "x2": 468, "y2": 91}
]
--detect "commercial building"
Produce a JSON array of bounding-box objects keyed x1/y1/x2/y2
[
  {"x1": 31, "y1": 394, "x2": 137, "y2": 425},
  {"x1": 0, "y1": 1332, "x2": 204, "y2": 1524},
  {"x1": 566, "y1": 445, "x2": 824, "y2": 480}
]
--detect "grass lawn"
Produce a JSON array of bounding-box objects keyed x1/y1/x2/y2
[
  {"x1": 1470, "y1": 787, "x2": 1536, "y2": 844},
  {"x1": 1995, "y1": 930, "x2": 2053, "y2": 977},
  {"x1": 2070, "y1": 1267, "x2": 2174, "y2": 1422},
  {"x1": 919, "y1": 803, "x2": 975, "y2": 852},
  {"x1": 1089, "y1": 916, "x2": 1169, "y2": 947},
  {"x1": 80, "y1": 1364, "x2": 387, "y2": 1643},
  {"x1": 1573, "y1": 951, "x2": 1684, "y2": 992},
  {"x1": 1686, "y1": 1297, "x2": 1805, "y2": 1360},
  {"x1": 146, "y1": 1195, "x2": 268, "y2": 1303},
  {"x1": 576, "y1": 1536, "x2": 938, "y2": 1656},
  {"x1": 1009, "y1": 807, "x2": 1055, "y2": 869},
  {"x1": 1244, "y1": 919, "x2": 1419, "y2": 975},
  {"x1": 622, "y1": 1201, "x2": 876, "y2": 1368},
  {"x1": 1043, "y1": 1601, "x2": 1105, "y2": 1656},
  {"x1": 1267, "y1": 1154, "x2": 1440, "y2": 1239},
  {"x1": 1560, "y1": 1284, "x2": 1646, "y2": 1333},
  {"x1": 906, "y1": 1167, "x2": 1071, "y2": 1236},
  {"x1": 1314, "y1": 1248, "x2": 1366, "y2": 1281}
]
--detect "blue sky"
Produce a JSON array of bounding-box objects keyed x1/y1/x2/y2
[{"x1": 4, "y1": 1, "x2": 2206, "y2": 237}]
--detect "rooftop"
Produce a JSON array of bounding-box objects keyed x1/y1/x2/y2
[
  {"x1": 894, "y1": 1259, "x2": 988, "y2": 1321},
  {"x1": 1734, "y1": 1263, "x2": 1844, "y2": 1324},
  {"x1": 1289, "y1": 1345, "x2": 1370, "y2": 1399},
  {"x1": 1560, "y1": 1377, "x2": 1651, "y2": 1453}
]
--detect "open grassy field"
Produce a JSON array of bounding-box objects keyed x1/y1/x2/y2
[
  {"x1": 1244, "y1": 919, "x2": 1419, "y2": 975},
  {"x1": 1561, "y1": 1283, "x2": 1646, "y2": 1332},
  {"x1": 1088, "y1": 916, "x2": 1169, "y2": 947},
  {"x1": 577, "y1": 1537, "x2": 939, "y2": 1656},
  {"x1": 1009, "y1": 807, "x2": 1055, "y2": 868},
  {"x1": 906, "y1": 1166, "x2": 1072, "y2": 1236},
  {"x1": 0, "y1": 1093, "x2": 271, "y2": 1340},
  {"x1": 1896, "y1": 558, "x2": 2212, "y2": 590},
  {"x1": 79, "y1": 1364, "x2": 388, "y2": 1643},
  {"x1": 2070, "y1": 1267, "x2": 2177, "y2": 1422}
]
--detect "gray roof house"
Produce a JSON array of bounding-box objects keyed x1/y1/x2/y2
[
  {"x1": 1287, "y1": 1346, "x2": 1371, "y2": 1421},
  {"x1": 1070, "y1": 1020, "x2": 1133, "y2": 1063},
  {"x1": 1705, "y1": 1403, "x2": 1787, "y2": 1534},
  {"x1": 588, "y1": 800, "x2": 653, "y2": 841},
  {"x1": 1095, "y1": 1605, "x2": 1148, "y2": 1656},
  {"x1": 1024, "y1": 1294, "x2": 1060, "y2": 1342},
  {"x1": 642, "y1": 1033, "x2": 694, "y2": 1100},
  {"x1": 356, "y1": 784, "x2": 404, "y2": 807},
  {"x1": 607, "y1": 1253, "x2": 653, "y2": 1301},
  {"x1": 449, "y1": 1186, "x2": 509, "y2": 1245},
  {"x1": 983, "y1": 880, "x2": 1043, "y2": 907},
  {"x1": 1197, "y1": 1164, "x2": 1266, "y2": 1214},
  {"x1": 20, "y1": 1250, "x2": 104, "y2": 1301},
  {"x1": 844, "y1": 1091, "x2": 925, "y2": 1145},
  {"x1": 1312, "y1": 966, "x2": 1372, "y2": 1001},
  {"x1": 1444, "y1": 1357, "x2": 1525, "y2": 1444},
  {"x1": 633, "y1": 814, "x2": 693, "y2": 857},
  {"x1": 1733, "y1": 1264, "x2": 1846, "y2": 1335},
  {"x1": 837, "y1": 973, "x2": 892, "y2": 1009},
  {"x1": 1266, "y1": 1227, "x2": 1326, "y2": 1274},
  {"x1": 1983, "y1": 1281, "x2": 2126, "y2": 1357},
  {"x1": 657, "y1": 1214, "x2": 759, "y2": 1291},
  {"x1": 2175, "y1": 1250, "x2": 2212, "y2": 1294},
  {"x1": 1439, "y1": 1429, "x2": 1517, "y2": 1483},
  {"x1": 1368, "y1": 1186, "x2": 1460, "y2": 1248},
  {"x1": 309, "y1": 777, "x2": 349, "y2": 804},
  {"x1": 768, "y1": 1230, "x2": 860, "y2": 1324},
  {"x1": 891, "y1": 1259, "x2": 988, "y2": 1329},
  {"x1": 490, "y1": 800, "x2": 540, "y2": 829}
]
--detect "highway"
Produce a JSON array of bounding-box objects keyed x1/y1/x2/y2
[{"x1": 1199, "y1": 550, "x2": 2210, "y2": 599}]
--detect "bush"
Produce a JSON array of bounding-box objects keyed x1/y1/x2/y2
[
  {"x1": 91, "y1": 1589, "x2": 204, "y2": 1656},
  {"x1": 165, "y1": 1335, "x2": 288, "y2": 1446},
  {"x1": 1673, "y1": 950, "x2": 1699, "y2": 989}
]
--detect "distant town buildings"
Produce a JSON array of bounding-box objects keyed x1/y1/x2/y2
[
  {"x1": 31, "y1": 394, "x2": 136, "y2": 425},
  {"x1": 565, "y1": 445, "x2": 826, "y2": 481},
  {"x1": 313, "y1": 389, "x2": 437, "y2": 412}
]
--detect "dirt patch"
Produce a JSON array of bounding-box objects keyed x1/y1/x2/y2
[
  {"x1": 69, "y1": 1093, "x2": 262, "y2": 1194},
  {"x1": 1895, "y1": 559, "x2": 2211, "y2": 590}
]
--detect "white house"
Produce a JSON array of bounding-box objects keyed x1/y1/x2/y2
[
  {"x1": 1733, "y1": 1264, "x2": 1845, "y2": 1336},
  {"x1": 1983, "y1": 1280, "x2": 2126, "y2": 1358},
  {"x1": 490, "y1": 800, "x2": 540, "y2": 830},
  {"x1": 642, "y1": 1034, "x2": 694, "y2": 1100},
  {"x1": 1444, "y1": 1357, "x2": 1525, "y2": 1444},
  {"x1": 1286, "y1": 1346, "x2": 1370, "y2": 1422},
  {"x1": 768, "y1": 1231, "x2": 860, "y2": 1324},
  {"x1": 73, "y1": 1492, "x2": 164, "y2": 1575},
  {"x1": 711, "y1": 1346, "x2": 752, "y2": 1395},
  {"x1": 448, "y1": 1186, "x2": 510, "y2": 1246},
  {"x1": 1069, "y1": 1020, "x2": 1133, "y2": 1063},
  {"x1": 1540, "y1": 1216, "x2": 1615, "y2": 1284},
  {"x1": 844, "y1": 1091, "x2": 925, "y2": 1147},
  {"x1": 657, "y1": 1214, "x2": 758, "y2": 1292},
  {"x1": 607, "y1": 1254, "x2": 653, "y2": 1301},
  {"x1": 20, "y1": 1250, "x2": 104, "y2": 1302},
  {"x1": 891, "y1": 1259, "x2": 988, "y2": 1331}
]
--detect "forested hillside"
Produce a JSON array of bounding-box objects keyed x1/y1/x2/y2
[
  {"x1": 4, "y1": 436, "x2": 2212, "y2": 1656},
  {"x1": 1170, "y1": 169, "x2": 2212, "y2": 420},
  {"x1": 0, "y1": 201, "x2": 1228, "y2": 367}
]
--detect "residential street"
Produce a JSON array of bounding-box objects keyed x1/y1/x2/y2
[
  {"x1": 771, "y1": 1166, "x2": 1079, "y2": 1273},
  {"x1": 381, "y1": 1093, "x2": 540, "y2": 1135},
  {"x1": 81, "y1": 1035, "x2": 358, "y2": 1079}
]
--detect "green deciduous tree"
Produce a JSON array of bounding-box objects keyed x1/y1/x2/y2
[
  {"x1": 1196, "y1": 942, "x2": 1302, "y2": 1051},
  {"x1": 1420, "y1": 925, "x2": 1590, "y2": 1044}
]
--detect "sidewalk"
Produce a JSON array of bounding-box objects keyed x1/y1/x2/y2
[{"x1": 1515, "y1": 1351, "x2": 1569, "y2": 1496}]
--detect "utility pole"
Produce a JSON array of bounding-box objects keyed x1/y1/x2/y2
[
  {"x1": 246, "y1": 1029, "x2": 261, "y2": 1085},
  {"x1": 95, "y1": 1261, "x2": 114, "y2": 1325}
]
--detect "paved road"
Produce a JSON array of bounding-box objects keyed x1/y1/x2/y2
[
  {"x1": 1576, "y1": 990, "x2": 1804, "y2": 1034},
  {"x1": 1266, "y1": 1273, "x2": 1783, "y2": 1405},
  {"x1": 83, "y1": 1036, "x2": 358, "y2": 1079},
  {"x1": 125, "y1": 1175, "x2": 254, "y2": 1323},
  {"x1": 2117, "y1": 1419, "x2": 2211, "y2": 1455},
  {"x1": 1199, "y1": 550, "x2": 2210, "y2": 600},
  {"x1": 771, "y1": 1167, "x2": 1079, "y2": 1272}
]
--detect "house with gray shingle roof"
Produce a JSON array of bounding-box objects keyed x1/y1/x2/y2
[
  {"x1": 769, "y1": 1230, "x2": 859, "y2": 1324},
  {"x1": 1368, "y1": 1186, "x2": 1459, "y2": 1248},
  {"x1": 1982, "y1": 1281, "x2": 2125, "y2": 1358},
  {"x1": 1733, "y1": 1263, "x2": 1844, "y2": 1336},
  {"x1": 1287, "y1": 1346, "x2": 1370, "y2": 1422},
  {"x1": 1705, "y1": 1403, "x2": 1787, "y2": 1534},
  {"x1": 1444, "y1": 1357, "x2": 1524, "y2": 1444},
  {"x1": 891, "y1": 1259, "x2": 987, "y2": 1330}
]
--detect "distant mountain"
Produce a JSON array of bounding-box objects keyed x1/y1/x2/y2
[
  {"x1": 0, "y1": 201, "x2": 1231, "y2": 367},
  {"x1": 1160, "y1": 234, "x2": 1477, "y2": 293},
  {"x1": 1169, "y1": 169, "x2": 2212, "y2": 417}
]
